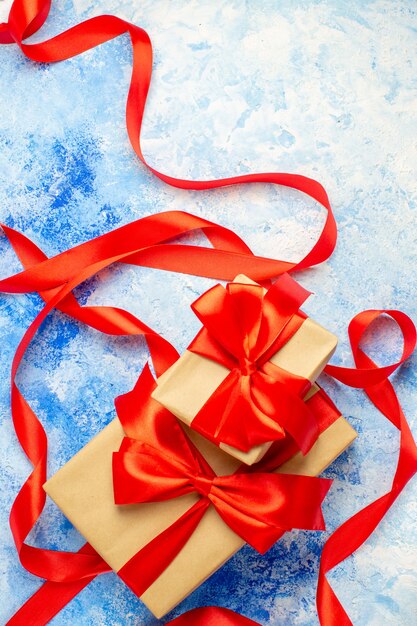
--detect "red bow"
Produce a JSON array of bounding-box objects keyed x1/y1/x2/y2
[
  {"x1": 188, "y1": 274, "x2": 319, "y2": 453},
  {"x1": 113, "y1": 367, "x2": 332, "y2": 561}
]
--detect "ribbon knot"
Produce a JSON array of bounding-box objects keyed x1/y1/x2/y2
[
  {"x1": 188, "y1": 274, "x2": 320, "y2": 454},
  {"x1": 191, "y1": 473, "x2": 213, "y2": 498},
  {"x1": 238, "y1": 357, "x2": 257, "y2": 377}
]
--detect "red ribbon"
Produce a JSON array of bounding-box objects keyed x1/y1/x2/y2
[
  {"x1": 113, "y1": 367, "x2": 331, "y2": 552},
  {"x1": 317, "y1": 311, "x2": 417, "y2": 625},
  {"x1": 0, "y1": 209, "x2": 336, "y2": 625},
  {"x1": 167, "y1": 607, "x2": 261, "y2": 626},
  {"x1": 0, "y1": 1, "x2": 416, "y2": 625},
  {"x1": 2, "y1": 220, "x2": 417, "y2": 626},
  {"x1": 113, "y1": 364, "x2": 339, "y2": 600},
  {"x1": 188, "y1": 275, "x2": 317, "y2": 453},
  {"x1": 0, "y1": 0, "x2": 336, "y2": 277}
]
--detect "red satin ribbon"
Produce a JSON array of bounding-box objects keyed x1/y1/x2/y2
[
  {"x1": 188, "y1": 276, "x2": 317, "y2": 453},
  {"x1": 113, "y1": 364, "x2": 339, "y2": 600},
  {"x1": 0, "y1": 1, "x2": 416, "y2": 626},
  {"x1": 167, "y1": 607, "x2": 261, "y2": 626},
  {"x1": 317, "y1": 311, "x2": 417, "y2": 625},
  {"x1": 113, "y1": 366, "x2": 331, "y2": 549},
  {"x1": 0, "y1": 0, "x2": 336, "y2": 276}
]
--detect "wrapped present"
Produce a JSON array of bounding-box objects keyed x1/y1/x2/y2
[
  {"x1": 44, "y1": 367, "x2": 356, "y2": 619},
  {"x1": 152, "y1": 274, "x2": 338, "y2": 465}
]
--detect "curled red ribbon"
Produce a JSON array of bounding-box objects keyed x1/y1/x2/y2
[
  {"x1": 188, "y1": 275, "x2": 317, "y2": 453},
  {"x1": 0, "y1": 0, "x2": 337, "y2": 286},
  {"x1": 318, "y1": 311, "x2": 417, "y2": 625},
  {"x1": 0, "y1": 1, "x2": 417, "y2": 625}
]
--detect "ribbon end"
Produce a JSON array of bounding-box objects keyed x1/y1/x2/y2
[{"x1": 314, "y1": 478, "x2": 333, "y2": 531}]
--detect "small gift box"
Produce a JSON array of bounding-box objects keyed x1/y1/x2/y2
[
  {"x1": 152, "y1": 274, "x2": 338, "y2": 465},
  {"x1": 44, "y1": 367, "x2": 356, "y2": 619}
]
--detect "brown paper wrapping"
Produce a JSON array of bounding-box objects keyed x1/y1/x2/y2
[
  {"x1": 152, "y1": 275, "x2": 338, "y2": 465},
  {"x1": 44, "y1": 404, "x2": 356, "y2": 619}
]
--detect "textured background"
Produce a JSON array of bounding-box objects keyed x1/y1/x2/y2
[{"x1": 1, "y1": 0, "x2": 417, "y2": 624}]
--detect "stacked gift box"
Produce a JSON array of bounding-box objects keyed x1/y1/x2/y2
[{"x1": 44, "y1": 274, "x2": 357, "y2": 618}]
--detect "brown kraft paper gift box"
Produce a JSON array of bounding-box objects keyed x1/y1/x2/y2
[
  {"x1": 152, "y1": 274, "x2": 338, "y2": 465},
  {"x1": 44, "y1": 387, "x2": 357, "y2": 619}
]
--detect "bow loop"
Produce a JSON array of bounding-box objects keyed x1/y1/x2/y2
[
  {"x1": 113, "y1": 434, "x2": 217, "y2": 506},
  {"x1": 191, "y1": 275, "x2": 311, "y2": 363},
  {"x1": 191, "y1": 283, "x2": 253, "y2": 361},
  {"x1": 210, "y1": 473, "x2": 332, "y2": 553},
  {"x1": 226, "y1": 282, "x2": 265, "y2": 357}
]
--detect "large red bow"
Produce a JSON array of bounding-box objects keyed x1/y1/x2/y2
[
  {"x1": 188, "y1": 274, "x2": 319, "y2": 453},
  {"x1": 113, "y1": 367, "x2": 332, "y2": 561}
]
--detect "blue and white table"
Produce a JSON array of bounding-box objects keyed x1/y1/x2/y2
[{"x1": 1, "y1": 1, "x2": 416, "y2": 624}]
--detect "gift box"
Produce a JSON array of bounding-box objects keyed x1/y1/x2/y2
[
  {"x1": 152, "y1": 274, "x2": 338, "y2": 465},
  {"x1": 44, "y1": 369, "x2": 356, "y2": 619}
]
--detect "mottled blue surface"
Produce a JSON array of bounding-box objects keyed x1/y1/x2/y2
[{"x1": 1, "y1": 0, "x2": 417, "y2": 624}]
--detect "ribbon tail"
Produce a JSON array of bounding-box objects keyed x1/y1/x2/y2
[
  {"x1": 191, "y1": 370, "x2": 254, "y2": 450},
  {"x1": 5, "y1": 543, "x2": 107, "y2": 626},
  {"x1": 219, "y1": 385, "x2": 286, "y2": 451},
  {"x1": 6, "y1": 577, "x2": 95, "y2": 626},
  {"x1": 271, "y1": 390, "x2": 319, "y2": 455},
  {"x1": 249, "y1": 371, "x2": 317, "y2": 454},
  {"x1": 117, "y1": 499, "x2": 208, "y2": 598},
  {"x1": 115, "y1": 364, "x2": 169, "y2": 440},
  {"x1": 192, "y1": 372, "x2": 288, "y2": 452}
]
